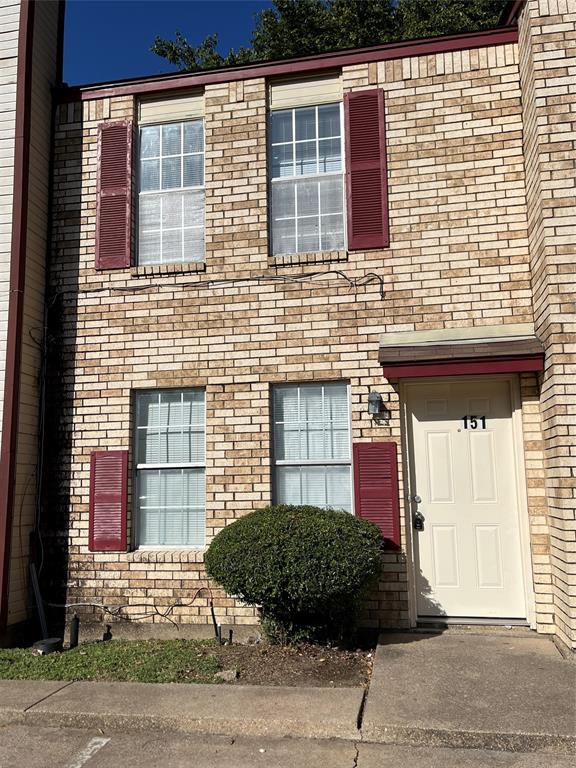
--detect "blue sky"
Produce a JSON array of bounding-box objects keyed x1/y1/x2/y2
[{"x1": 64, "y1": 0, "x2": 273, "y2": 85}]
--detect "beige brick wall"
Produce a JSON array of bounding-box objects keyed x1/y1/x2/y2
[
  {"x1": 519, "y1": 372, "x2": 554, "y2": 632},
  {"x1": 46, "y1": 38, "x2": 554, "y2": 632},
  {"x1": 518, "y1": 0, "x2": 576, "y2": 652}
]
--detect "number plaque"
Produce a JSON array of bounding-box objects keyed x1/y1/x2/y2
[{"x1": 462, "y1": 415, "x2": 486, "y2": 430}]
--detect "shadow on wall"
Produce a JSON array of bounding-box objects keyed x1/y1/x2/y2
[
  {"x1": 366, "y1": 565, "x2": 447, "y2": 647},
  {"x1": 417, "y1": 566, "x2": 447, "y2": 618},
  {"x1": 358, "y1": 547, "x2": 445, "y2": 639},
  {"x1": 39, "y1": 105, "x2": 84, "y2": 640}
]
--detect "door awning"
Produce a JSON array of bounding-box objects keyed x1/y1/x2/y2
[{"x1": 379, "y1": 323, "x2": 545, "y2": 379}]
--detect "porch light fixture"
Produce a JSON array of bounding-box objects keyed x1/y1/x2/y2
[{"x1": 368, "y1": 390, "x2": 384, "y2": 415}]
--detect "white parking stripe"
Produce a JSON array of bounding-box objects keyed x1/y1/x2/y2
[{"x1": 65, "y1": 737, "x2": 111, "y2": 768}]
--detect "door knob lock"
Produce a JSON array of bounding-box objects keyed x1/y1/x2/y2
[{"x1": 411, "y1": 494, "x2": 422, "y2": 504}]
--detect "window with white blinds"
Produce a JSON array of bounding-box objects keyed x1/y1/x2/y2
[
  {"x1": 272, "y1": 382, "x2": 351, "y2": 511},
  {"x1": 138, "y1": 120, "x2": 205, "y2": 265},
  {"x1": 269, "y1": 104, "x2": 345, "y2": 256},
  {"x1": 135, "y1": 390, "x2": 205, "y2": 547}
]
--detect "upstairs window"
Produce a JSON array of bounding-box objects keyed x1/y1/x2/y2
[
  {"x1": 138, "y1": 120, "x2": 205, "y2": 265},
  {"x1": 269, "y1": 104, "x2": 345, "y2": 256}
]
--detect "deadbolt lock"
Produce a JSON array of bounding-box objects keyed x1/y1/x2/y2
[{"x1": 413, "y1": 510, "x2": 425, "y2": 532}]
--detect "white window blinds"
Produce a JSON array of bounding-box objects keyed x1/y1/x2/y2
[
  {"x1": 135, "y1": 390, "x2": 205, "y2": 547},
  {"x1": 273, "y1": 382, "x2": 352, "y2": 512}
]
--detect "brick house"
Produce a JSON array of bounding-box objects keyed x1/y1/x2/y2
[{"x1": 3, "y1": 0, "x2": 574, "y2": 654}]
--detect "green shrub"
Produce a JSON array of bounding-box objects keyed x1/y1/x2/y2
[{"x1": 205, "y1": 505, "x2": 382, "y2": 644}]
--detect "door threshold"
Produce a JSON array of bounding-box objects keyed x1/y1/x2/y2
[{"x1": 417, "y1": 616, "x2": 529, "y2": 628}]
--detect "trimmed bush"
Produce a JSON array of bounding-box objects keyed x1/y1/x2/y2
[{"x1": 205, "y1": 505, "x2": 382, "y2": 644}]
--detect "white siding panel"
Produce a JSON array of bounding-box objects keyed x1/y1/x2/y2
[
  {"x1": 0, "y1": 0, "x2": 20, "y2": 448},
  {"x1": 7, "y1": 0, "x2": 60, "y2": 627},
  {"x1": 139, "y1": 91, "x2": 204, "y2": 124},
  {"x1": 269, "y1": 72, "x2": 342, "y2": 110}
]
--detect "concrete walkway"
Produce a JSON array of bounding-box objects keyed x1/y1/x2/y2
[
  {"x1": 363, "y1": 631, "x2": 576, "y2": 754},
  {"x1": 0, "y1": 631, "x2": 574, "y2": 756}
]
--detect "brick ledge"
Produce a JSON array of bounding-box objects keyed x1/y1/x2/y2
[
  {"x1": 269, "y1": 250, "x2": 348, "y2": 268},
  {"x1": 130, "y1": 262, "x2": 206, "y2": 278},
  {"x1": 128, "y1": 549, "x2": 206, "y2": 563}
]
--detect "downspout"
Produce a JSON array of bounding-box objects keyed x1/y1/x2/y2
[
  {"x1": 499, "y1": 1, "x2": 525, "y2": 27},
  {"x1": 0, "y1": 0, "x2": 36, "y2": 635}
]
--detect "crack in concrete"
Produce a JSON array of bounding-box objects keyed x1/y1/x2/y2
[
  {"x1": 356, "y1": 688, "x2": 368, "y2": 731},
  {"x1": 352, "y1": 722, "x2": 364, "y2": 768},
  {"x1": 23, "y1": 680, "x2": 74, "y2": 712},
  {"x1": 351, "y1": 740, "x2": 360, "y2": 768}
]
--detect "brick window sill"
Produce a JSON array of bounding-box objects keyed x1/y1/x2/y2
[
  {"x1": 130, "y1": 261, "x2": 206, "y2": 278},
  {"x1": 268, "y1": 250, "x2": 348, "y2": 268},
  {"x1": 128, "y1": 548, "x2": 206, "y2": 564}
]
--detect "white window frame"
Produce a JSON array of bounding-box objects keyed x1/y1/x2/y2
[
  {"x1": 272, "y1": 381, "x2": 353, "y2": 512},
  {"x1": 268, "y1": 103, "x2": 347, "y2": 256},
  {"x1": 134, "y1": 389, "x2": 206, "y2": 549},
  {"x1": 137, "y1": 118, "x2": 205, "y2": 266}
]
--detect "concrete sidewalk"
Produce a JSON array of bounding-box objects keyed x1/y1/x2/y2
[
  {"x1": 363, "y1": 631, "x2": 576, "y2": 754},
  {"x1": 0, "y1": 631, "x2": 574, "y2": 755},
  {"x1": 0, "y1": 679, "x2": 363, "y2": 741}
]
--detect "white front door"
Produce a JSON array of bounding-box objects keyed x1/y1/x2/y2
[{"x1": 406, "y1": 379, "x2": 526, "y2": 619}]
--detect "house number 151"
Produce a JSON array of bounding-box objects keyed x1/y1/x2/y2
[{"x1": 462, "y1": 416, "x2": 486, "y2": 430}]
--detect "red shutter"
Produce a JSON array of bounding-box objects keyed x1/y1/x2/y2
[
  {"x1": 89, "y1": 451, "x2": 128, "y2": 552},
  {"x1": 344, "y1": 89, "x2": 389, "y2": 250},
  {"x1": 353, "y1": 442, "x2": 400, "y2": 549},
  {"x1": 96, "y1": 122, "x2": 132, "y2": 269}
]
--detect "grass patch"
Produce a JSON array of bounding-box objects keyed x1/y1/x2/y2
[{"x1": 0, "y1": 639, "x2": 222, "y2": 684}]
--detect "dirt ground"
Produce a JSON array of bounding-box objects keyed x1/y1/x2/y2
[
  {"x1": 206, "y1": 642, "x2": 373, "y2": 687},
  {"x1": 0, "y1": 637, "x2": 373, "y2": 687}
]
